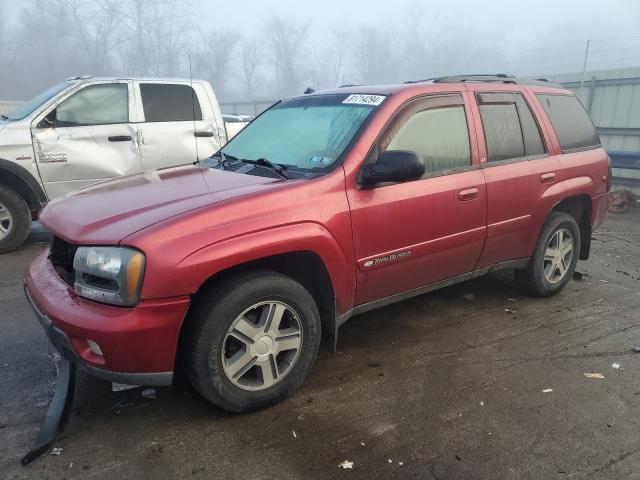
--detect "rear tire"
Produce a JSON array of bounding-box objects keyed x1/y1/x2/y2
[
  {"x1": 182, "y1": 270, "x2": 321, "y2": 413},
  {"x1": 515, "y1": 212, "x2": 580, "y2": 297},
  {"x1": 0, "y1": 185, "x2": 31, "y2": 254}
]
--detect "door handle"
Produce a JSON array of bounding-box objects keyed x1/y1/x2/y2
[
  {"x1": 458, "y1": 187, "x2": 479, "y2": 201},
  {"x1": 194, "y1": 131, "x2": 214, "y2": 138},
  {"x1": 540, "y1": 172, "x2": 556, "y2": 183},
  {"x1": 108, "y1": 135, "x2": 132, "y2": 142}
]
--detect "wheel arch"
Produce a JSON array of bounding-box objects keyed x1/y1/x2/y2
[
  {"x1": 179, "y1": 250, "x2": 340, "y2": 356},
  {"x1": 551, "y1": 194, "x2": 592, "y2": 260},
  {"x1": 0, "y1": 158, "x2": 47, "y2": 217}
]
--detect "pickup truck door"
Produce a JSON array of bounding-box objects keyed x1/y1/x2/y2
[
  {"x1": 347, "y1": 93, "x2": 487, "y2": 306},
  {"x1": 32, "y1": 81, "x2": 141, "y2": 199},
  {"x1": 135, "y1": 82, "x2": 220, "y2": 170}
]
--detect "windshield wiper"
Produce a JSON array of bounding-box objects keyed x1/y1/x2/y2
[
  {"x1": 240, "y1": 158, "x2": 289, "y2": 179},
  {"x1": 201, "y1": 151, "x2": 240, "y2": 168},
  {"x1": 205, "y1": 153, "x2": 289, "y2": 179}
]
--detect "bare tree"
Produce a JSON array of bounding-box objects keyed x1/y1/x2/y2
[
  {"x1": 10, "y1": 0, "x2": 75, "y2": 97},
  {"x1": 118, "y1": 0, "x2": 193, "y2": 76},
  {"x1": 198, "y1": 27, "x2": 240, "y2": 99},
  {"x1": 239, "y1": 36, "x2": 264, "y2": 98},
  {"x1": 317, "y1": 24, "x2": 352, "y2": 88},
  {"x1": 0, "y1": 2, "x2": 13, "y2": 99},
  {"x1": 264, "y1": 16, "x2": 309, "y2": 97},
  {"x1": 402, "y1": 2, "x2": 441, "y2": 81},
  {"x1": 55, "y1": 0, "x2": 123, "y2": 75},
  {"x1": 352, "y1": 25, "x2": 397, "y2": 84}
]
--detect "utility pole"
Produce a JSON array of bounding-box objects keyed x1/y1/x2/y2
[{"x1": 579, "y1": 38, "x2": 591, "y2": 98}]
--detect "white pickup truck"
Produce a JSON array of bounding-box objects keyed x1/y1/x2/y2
[{"x1": 0, "y1": 76, "x2": 233, "y2": 252}]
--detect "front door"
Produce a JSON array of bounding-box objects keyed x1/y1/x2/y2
[
  {"x1": 346, "y1": 94, "x2": 487, "y2": 306},
  {"x1": 32, "y1": 81, "x2": 140, "y2": 199}
]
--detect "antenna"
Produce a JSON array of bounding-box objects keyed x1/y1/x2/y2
[{"x1": 188, "y1": 53, "x2": 200, "y2": 164}]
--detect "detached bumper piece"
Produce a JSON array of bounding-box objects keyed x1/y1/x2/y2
[{"x1": 21, "y1": 358, "x2": 76, "y2": 465}]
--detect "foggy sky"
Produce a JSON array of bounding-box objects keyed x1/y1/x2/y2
[{"x1": 1, "y1": 0, "x2": 640, "y2": 101}]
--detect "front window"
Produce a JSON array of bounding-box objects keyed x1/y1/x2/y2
[
  {"x1": 7, "y1": 82, "x2": 73, "y2": 121},
  {"x1": 217, "y1": 94, "x2": 384, "y2": 177},
  {"x1": 56, "y1": 83, "x2": 129, "y2": 127}
]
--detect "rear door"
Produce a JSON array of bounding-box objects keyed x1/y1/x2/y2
[
  {"x1": 468, "y1": 87, "x2": 562, "y2": 268},
  {"x1": 32, "y1": 81, "x2": 140, "y2": 199},
  {"x1": 346, "y1": 93, "x2": 487, "y2": 305},
  {"x1": 135, "y1": 82, "x2": 215, "y2": 170}
]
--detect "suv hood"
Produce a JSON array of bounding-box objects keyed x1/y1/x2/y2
[{"x1": 39, "y1": 165, "x2": 286, "y2": 244}]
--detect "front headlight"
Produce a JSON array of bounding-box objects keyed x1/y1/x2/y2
[{"x1": 73, "y1": 246, "x2": 145, "y2": 307}]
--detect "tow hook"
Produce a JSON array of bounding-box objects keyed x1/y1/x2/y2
[{"x1": 21, "y1": 359, "x2": 76, "y2": 465}]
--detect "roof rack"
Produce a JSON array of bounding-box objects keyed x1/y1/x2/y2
[{"x1": 406, "y1": 74, "x2": 563, "y2": 88}]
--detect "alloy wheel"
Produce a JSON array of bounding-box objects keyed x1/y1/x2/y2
[
  {"x1": 543, "y1": 228, "x2": 574, "y2": 284},
  {"x1": 221, "y1": 301, "x2": 303, "y2": 391}
]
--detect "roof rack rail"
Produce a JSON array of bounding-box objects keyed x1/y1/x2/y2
[
  {"x1": 434, "y1": 74, "x2": 516, "y2": 83},
  {"x1": 430, "y1": 74, "x2": 563, "y2": 88}
]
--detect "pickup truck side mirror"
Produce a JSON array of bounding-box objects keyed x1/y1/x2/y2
[
  {"x1": 360, "y1": 150, "x2": 425, "y2": 185},
  {"x1": 36, "y1": 110, "x2": 56, "y2": 129}
]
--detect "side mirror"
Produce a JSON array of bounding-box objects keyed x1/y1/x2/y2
[
  {"x1": 360, "y1": 150, "x2": 425, "y2": 185},
  {"x1": 36, "y1": 110, "x2": 56, "y2": 129}
]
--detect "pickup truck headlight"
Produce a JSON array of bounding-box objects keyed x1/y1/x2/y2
[{"x1": 73, "y1": 247, "x2": 145, "y2": 307}]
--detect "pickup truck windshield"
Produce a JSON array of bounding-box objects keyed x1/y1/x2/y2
[
  {"x1": 7, "y1": 82, "x2": 72, "y2": 121},
  {"x1": 220, "y1": 94, "x2": 385, "y2": 173}
]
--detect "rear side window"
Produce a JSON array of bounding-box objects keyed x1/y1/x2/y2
[
  {"x1": 140, "y1": 83, "x2": 202, "y2": 122},
  {"x1": 536, "y1": 94, "x2": 600, "y2": 152},
  {"x1": 383, "y1": 95, "x2": 471, "y2": 175},
  {"x1": 477, "y1": 92, "x2": 546, "y2": 162}
]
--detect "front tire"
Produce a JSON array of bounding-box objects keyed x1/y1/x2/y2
[
  {"x1": 0, "y1": 185, "x2": 31, "y2": 254},
  {"x1": 182, "y1": 271, "x2": 321, "y2": 413},
  {"x1": 515, "y1": 212, "x2": 581, "y2": 297}
]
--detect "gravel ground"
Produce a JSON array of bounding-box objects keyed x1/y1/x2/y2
[{"x1": 1, "y1": 208, "x2": 639, "y2": 480}]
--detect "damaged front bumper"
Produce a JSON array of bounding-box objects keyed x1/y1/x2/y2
[
  {"x1": 24, "y1": 286, "x2": 174, "y2": 386},
  {"x1": 21, "y1": 357, "x2": 75, "y2": 465},
  {"x1": 24, "y1": 249, "x2": 191, "y2": 387}
]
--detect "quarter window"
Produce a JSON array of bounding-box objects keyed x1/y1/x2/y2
[
  {"x1": 536, "y1": 94, "x2": 600, "y2": 152},
  {"x1": 477, "y1": 92, "x2": 546, "y2": 162},
  {"x1": 56, "y1": 84, "x2": 128, "y2": 127},
  {"x1": 385, "y1": 100, "x2": 471, "y2": 175},
  {"x1": 140, "y1": 83, "x2": 202, "y2": 122}
]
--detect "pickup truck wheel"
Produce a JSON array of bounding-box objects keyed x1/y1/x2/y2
[
  {"x1": 183, "y1": 271, "x2": 321, "y2": 413},
  {"x1": 0, "y1": 185, "x2": 31, "y2": 254},
  {"x1": 515, "y1": 212, "x2": 580, "y2": 297}
]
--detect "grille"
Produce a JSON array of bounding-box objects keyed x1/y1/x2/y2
[{"x1": 49, "y1": 236, "x2": 78, "y2": 286}]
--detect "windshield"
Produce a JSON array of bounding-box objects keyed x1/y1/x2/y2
[
  {"x1": 7, "y1": 81, "x2": 73, "y2": 121},
  {"x1": 220, "y1": 94, "x2": 385, "y2": 174}
]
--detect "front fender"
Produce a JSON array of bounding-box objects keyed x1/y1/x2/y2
[{"x1": 142, "y1": 222, "x2": 356, "y2": 314}]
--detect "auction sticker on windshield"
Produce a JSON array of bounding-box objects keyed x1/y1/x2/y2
[{"x1": 342, "y1": 94, "x2": 386, "y2": 106}]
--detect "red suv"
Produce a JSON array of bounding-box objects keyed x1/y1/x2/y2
[{"x1": 25, "y1": 75, "x2": 610, "y2": 412}]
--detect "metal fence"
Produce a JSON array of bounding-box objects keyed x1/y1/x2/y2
[
  {"x1": 219, "y1": 100, "x2": 277, "y2": 116},
  {"x1": 547, "y1": 68, "x2": 640, "y2": 190},
  {"x1": 0, "y1": 101, "x2": 22, "y2": 116}
]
